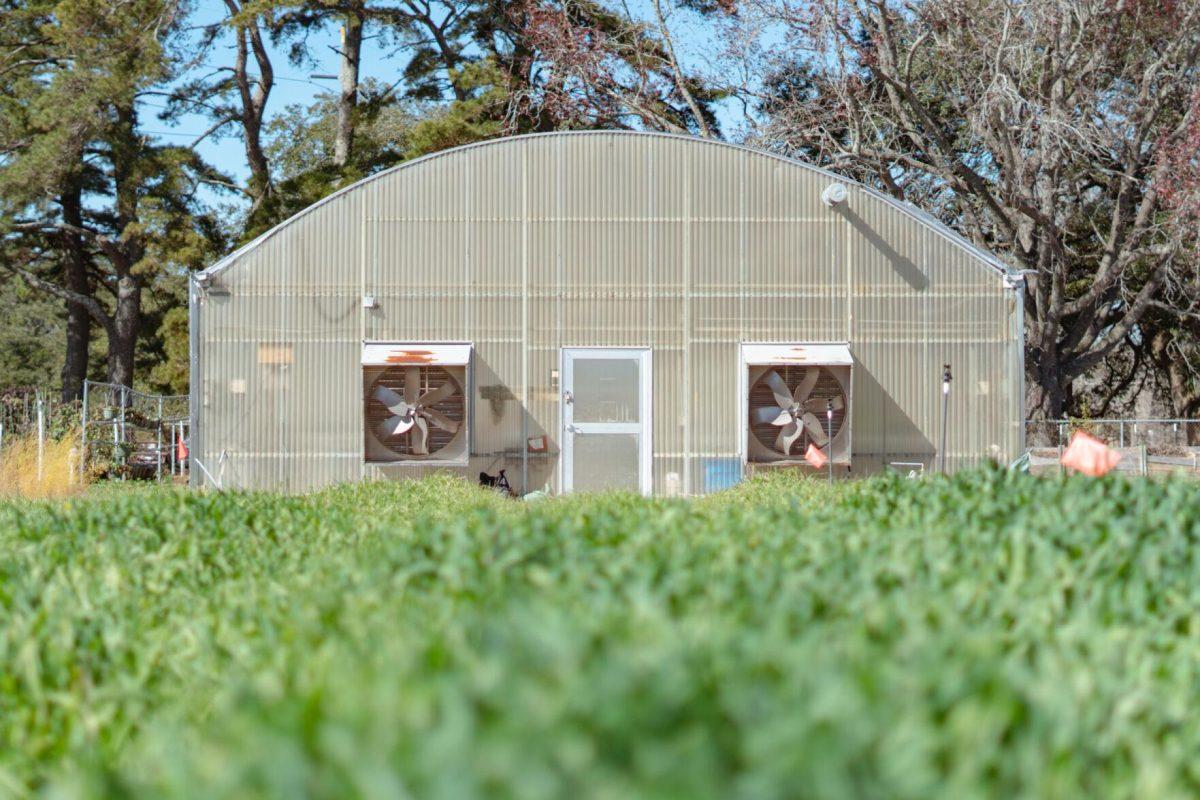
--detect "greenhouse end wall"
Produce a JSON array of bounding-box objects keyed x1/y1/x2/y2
[{"x1": 190, "y1": 131, "x2": 1023, "y2": 493}]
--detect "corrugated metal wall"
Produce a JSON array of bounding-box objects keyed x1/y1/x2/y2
[{"x1": 191, "y1": 131, "x2": 1022, "y2": 493}]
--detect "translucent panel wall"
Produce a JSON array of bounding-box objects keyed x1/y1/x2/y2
[{"x1": 192, "y1": 132, "x2": 1022, "y2": 492}]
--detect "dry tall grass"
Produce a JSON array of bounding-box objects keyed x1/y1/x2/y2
[{"x1": 0, "y1": 432, "x2": 83, "y2": 499}]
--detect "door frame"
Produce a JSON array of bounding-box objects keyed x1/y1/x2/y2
[{"x1": 559, "y1": 347, "x2": 652, "y2": 495}]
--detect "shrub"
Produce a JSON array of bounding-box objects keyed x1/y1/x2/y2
[{"x1": 0, "y1": 431, "x2": 82, "y2": 499}]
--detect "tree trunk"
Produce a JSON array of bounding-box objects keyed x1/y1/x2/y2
[
  {"x1": 106, "y1": 275, "x2": 140, "y2": 388},
  {"x1": 59, "y1": 179, "x2": 91, "y2": 401},
  {"x1": 334, "y1": 10, "x2": 363, "y2": 168},
  {"x1": 1151, "y1": 330, "x2": 1200, "y2": 445},
  {"x1": 106, "y1": 103, "x2": 143, "y2": 390},
  {"x1": 224, "y1": 2, "x2": 274, "y2": 215},
  {"x1": 1026, "y1": 345, "x2": 1070, "y2": 422},
  {"x1": 240, "y1": 22, "x2": 273, "y2": 212}
]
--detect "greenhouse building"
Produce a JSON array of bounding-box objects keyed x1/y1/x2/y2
[{"x1": 189, "y1": 131, "x2": 1024, "y2": 494}]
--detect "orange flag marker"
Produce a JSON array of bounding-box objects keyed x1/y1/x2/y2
[
  {"x1": 804, "y1": 442, "x2": 829, "y2": 469},
  {"x1": 176, "y1": 433, "x2": 189, "y2": 462},
  {"x1": 1060, "y1": 431, "x2": 1120, "y2": 477}
]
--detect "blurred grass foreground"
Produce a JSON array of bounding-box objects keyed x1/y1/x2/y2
[{"x1": 2, "y1": 468, "x2": 1200, "y2": 798}]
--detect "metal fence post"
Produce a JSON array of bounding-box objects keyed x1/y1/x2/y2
[
  {"x1": 120, "y1": 385, "x2": 127, "y2": 443},
  {"x1": 156, "y1": 406, "x2": 163, "y2": 482},
  {"x1": 81, "y1": 381, "x2": 89, "y2": 482},
  {"x1": 36, "y1": 394, "x2": 45, "y2": 482}
]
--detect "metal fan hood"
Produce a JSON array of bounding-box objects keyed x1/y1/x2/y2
[{"x1": 743, "y1": 344, "x2": 853, "y2": 466}]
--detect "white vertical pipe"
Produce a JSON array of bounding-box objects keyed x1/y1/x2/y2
[
  {"x1": 521, "y1": 143, "x2": 529, "y2": 494},
  {"x1": 682, "y1": 148, "x2": 691, "y2": 494},
  {"x1": 36, "y1": 396, "x2": 45, "y2": 482},
  {"x1": 156, "y1": 397, "x2": 164, "y2": 482},
  {"x1": 80, "y1": 380, "x2": 89, "y2": 482}
]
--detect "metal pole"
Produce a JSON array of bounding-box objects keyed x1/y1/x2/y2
[
  {"x1": 1119, "y1": 421, "x2": 1125, "y2": 448},
  {"x1": 939, "y1": 364, "x2": 952, "y2": 474},
  {"x1": 81, "y1": 380, "x2": 89, "y2": 482},
  {"x1": 826, "y1": 398, "x2": 834, "y2": 485},
  {"x1": 170, "y1": 421, "x2": 177, "y2": 477},
  {"x1": 156, "y1": 397, "x2": 163, "y2": 483},
  {"x1": 120, "y1": 385, "x2": 127, "y2": 443},
  {"x1": 36, "y1": 395, "x2": 45, "y2": 482},
  {"x1": 121, "y1": 385, "x2": 129, "y2": 480}
]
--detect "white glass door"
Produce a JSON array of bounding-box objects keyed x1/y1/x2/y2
[{"x1": 561, "y1": 348, "x2": 651, "y2": 494}]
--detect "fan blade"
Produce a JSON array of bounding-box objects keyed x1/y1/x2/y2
[
  {"x1": 410, "y1": 416, "x2": 429, "y2": 454},
  {"x1": 752, "y1": 405, "x2": 790, "y2": 425},
  {"x1": 373, "y1": 386, "x2": 408, "y2": 415},
  {"x1": 764, "y1": 370, "x2": 793, "y2": 409},
  {"x1": 422, "y1": 408, "x2": 460, "y2": 434},
  {"x1": 793, "y1": 368, "x2": 821, "y2": 404},
  {"x1": 828, "y1": 394, "x2": 845, "y2": 412},
  {"x1": 381, "y1": 414, "x2": 414, "y2": 437},
  {"x1": 404, "y1": 367, "x2": 421, "y2": 405},
  {"x1": 801, "y1": 412, "x2": 829, "y2": 446},
  {"x1": 774, "y1": 421, "x2": 802, "y2": 455},
  {"x1": 417, "y1": 380, "x2": 456, "y2": 407}
]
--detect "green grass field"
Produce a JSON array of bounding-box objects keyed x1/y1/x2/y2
[{"x1": 2, "y1": 469, "x2": 1200, "y2": 798}]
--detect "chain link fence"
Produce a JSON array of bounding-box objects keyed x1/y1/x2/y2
[
  {"x1": 1026, "y1": 419, "x2": 1200, "y2": 477},
  {"x1": 1, "y1": 387, "x2": 80, "y2": 439},
  {"x1": 2, "y1": 383, "x2": 190, "y2": 483},
  {"x1": 81, "y1": 381, "x2": 189, "y2": 481},
  {"x1": 1027, "y1": 419, "x2": 1200, "y2": 452}
]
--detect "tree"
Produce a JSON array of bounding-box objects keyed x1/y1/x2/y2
[
  {"x1": 0, "y1": 0, "x2": 94, "y2": 398},
  {"x1": 746, "y1": 0, "x2": 1200, "y2": 420},
  {"x1": 156, "y1": 0, "x2": 278, "y2": 221},
  {"x1": 245, "y1": 80, "x2": 420, "y2": 233},
  {"x1": 225, "y1": 0, "x2": 278, "y2": 212},
  {"x1": 0, "y1": 271, "x2": 66, "y2": 390},
  {"x1": 513, "y1": 0, "x2": 726, "y2": 135},
  {"x1": 150, "y1": 305, "x2": 191, "y2": 394},
  {"x1": 261, "y1": 0, "x2": 380, "y2": 168},
  {"x1": 0, "y1": 0, "x2": 225, "y2": 391},
  {"x1": 267, "y1": 0, "x2": 516, "y2": 166}
]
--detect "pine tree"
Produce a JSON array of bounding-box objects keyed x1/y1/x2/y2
[{"x1": 0, "y1": 0, "x2": 225, "y2": 394}]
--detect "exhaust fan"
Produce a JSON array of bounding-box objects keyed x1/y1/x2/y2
[
  {"x1": 742, "y1": 344, "x2": 853, "y2": 465},
  {"x1": 749, "y1": 366, "x2": 847, "y2": 456},
  {"x1": 364, "y1": 365, "x2": 466, "y2": 460}
]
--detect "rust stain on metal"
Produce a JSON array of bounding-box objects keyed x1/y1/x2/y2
[
  {"x1": 384, "y1": 349, "x2": 435, "y2": 364},
  {"x1": 780, "y1": 349, "x2": 808, "y2": 361}
]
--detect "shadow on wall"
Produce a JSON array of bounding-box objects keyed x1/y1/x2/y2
[
  {"x1": 852, "y1": 358, "x2": 935, "y2": 471},
  {"x1": 835, "y1": 206, "x2": 929, "y2": 291},
  {"x1": 472, "y1": 352, "x2": 554, "y2": 493}
]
